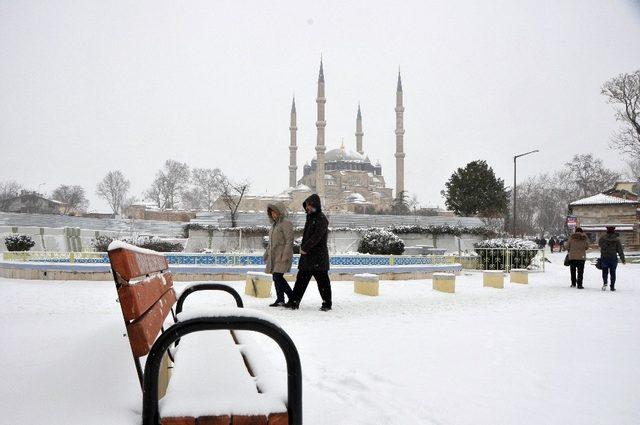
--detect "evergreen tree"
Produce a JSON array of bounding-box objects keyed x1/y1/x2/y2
[{"x1": 441, "y1": 160, "x2": 508, "y2": 217}]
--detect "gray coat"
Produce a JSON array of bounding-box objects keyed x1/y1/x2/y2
[{"x1": 264, "y1": 203, "x2": 294, "y2": 274}]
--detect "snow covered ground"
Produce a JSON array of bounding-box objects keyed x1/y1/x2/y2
[{"x1": 1, "y1": 252, "x2": 638, "y2": 425}]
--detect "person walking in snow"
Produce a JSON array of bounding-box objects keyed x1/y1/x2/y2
[
  {"x1": 286, "y1": 193, "x2": 332, "y2": 311},
  {"x1": 566, "y1": 227, "x2": 589, "y2": 289},
  {"x1": 264, "y1": 203, "x2": 295, "y2": 307},
  {"x1": 549, "y1": 237, "x2": 557, "y2": 253},
  {"x1": 599, "y1": 226, "x2": 626, "y2": 291}
]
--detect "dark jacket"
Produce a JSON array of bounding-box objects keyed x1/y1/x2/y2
[
  {"x1": 298, "y1": 194, "x2": 330, "y2": 272},
  {"x1": 566, "y1": 232, "x2": 589, "y2": 261},
  {"x1": 599, "y1": 233, "x2": 625, "y2": 262}
]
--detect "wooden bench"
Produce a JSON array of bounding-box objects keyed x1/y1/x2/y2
[
  {"x1": 353, "y1": 273, "x2": 379, "y2": 296},
  {"x1": 432, "y1": 273, "x2": 455, "y2": 293},
  {"x1": 108, "y1": 241, "x2": 302, "y2": 425},
  {"x1": 483, "y1": 270, "x2": 505, "y2": 289}
]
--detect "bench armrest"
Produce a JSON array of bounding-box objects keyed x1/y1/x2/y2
[
  {"x1": 176, "y1": 283, "x2": 244, "y2": 315},
  {"x1": 142, "y1": 313, "x2": 302, "y2": 425}
]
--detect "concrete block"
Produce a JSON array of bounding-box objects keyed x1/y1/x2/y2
[
  {"x1": 433, "y1": 272, "x2": 455, "y2": 293},
  {"x1": 354, "y1": 273, "x2": 379, "y2": 296},
  {"x1": 483, "y1": 270, "x2": 504, "y2": 289},
  {"x1": 245, "y1": 272, "x2": 272, "y2": 298},
  {"x1": 510, "y1": 269, "x2": 529, "y2": 284}
]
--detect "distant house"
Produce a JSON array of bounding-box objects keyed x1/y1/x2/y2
[
  {"x1": 603, "y1": 181, "x2": 639, "y2": 201},
  {"x1": 3, "y1": 191, "x2": 66, "y2": 214},
  {"x1": 568, "y1": 193, "x2": 639, "y2": 248}
]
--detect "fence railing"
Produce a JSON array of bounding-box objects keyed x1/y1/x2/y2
[{"x1": 455, "y1": 248, "x2": 546, "y2": 272}]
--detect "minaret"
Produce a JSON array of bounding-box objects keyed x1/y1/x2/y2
[
  {"x1": 315, "y1": 59, "x2": 326, "y2": 199},
  {"x1": 355, "y1": 104, "x2": 364, "y2": 155},
  {"x1": 395, "y1": 70, "x2": 405, "y2": 200},
  {"x1": 288, "y1": 97, "x2": 297, "y2": 188}
]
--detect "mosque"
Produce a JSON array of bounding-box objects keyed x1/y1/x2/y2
[{"x1": 218, "y1": 60, "x2": 406, "y2": 214}]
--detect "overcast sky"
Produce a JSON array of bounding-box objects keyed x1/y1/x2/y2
[{"x1": 1, "y1": 0, "x2": 640, "y2": 212}]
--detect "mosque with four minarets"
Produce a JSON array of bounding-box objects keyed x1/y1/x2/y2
[{"x1": 219, "y1": 59, "x2": 406, "y2": 214}]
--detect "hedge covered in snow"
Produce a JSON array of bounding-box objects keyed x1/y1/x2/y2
[
  {"x1": 4, "y1": 235, "x2": 36, "y2": 252},
  {"x1": 358, "y1": 229, "x2": 405, "y2": 255},
  {"x1": 91, "y1": 235, "x2": 183, "y2": 253}
]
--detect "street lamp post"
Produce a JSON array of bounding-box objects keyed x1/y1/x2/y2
[{"x1": 513, "y1": 150, "x2": 539, "y2": 237}]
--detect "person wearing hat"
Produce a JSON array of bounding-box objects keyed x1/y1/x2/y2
[
  {"x1": 598, "y1": 226, "x2": 626, "y2": 291},
  {"x1": 264, "y1": 203, "x2": 294, "y2": 306},
  {"x1": 566, "y1": 227, "x2": 589, "y2": 289}
]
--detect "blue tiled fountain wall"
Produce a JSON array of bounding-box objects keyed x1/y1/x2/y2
[{"x1": 12, "y1": 252, "x2": 454, "y2": 267}]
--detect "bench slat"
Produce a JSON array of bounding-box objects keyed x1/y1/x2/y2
[
  {"x1": 127, "y1": 289, "x2": 177, "y2": 357},
  {"x1": 193, "y1": 416, "x2": 231, "y2": 425},
  {"x1": 161, "y1": 415, "x2": 287, "y2": 425},
  {"x1": 118, "y1": 272, "x2": 174, "y2": 322},
  {"x1": 109, "y1": 248, "x2": 169, "y2": 281}
]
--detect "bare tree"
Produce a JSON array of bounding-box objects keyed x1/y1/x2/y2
[
  {"x1": 601, "y1": 69, "x2": 640, "y2": 157},
  {"x1": 181, "y1": 187, "x2": 204, "y2": 211},
  {"x1": 625, "y1": 158, "x2": 640, "y2": 181},
  {"x1": 192, "y1": 168, "x2": 223, "y2": 211},
  {"x1": 145, "y1": 160, "x2": 190, "y2": 210},
  {"x1": 96, "y1": 170, "x2": 130, "y2": 215},
  {"x1": 508, "y1": 173, "x2": 577, "y2": 237},
  {"x1": 51, "y1": 185, "x2": 89, "y2": 215},
  {"x1": 219, "y1": 174, "x2": 250, "y2": 227},
  {"x1": 0, "y1": 180, "x2": 22, "y2": 211},
  {"x1": 561, "y1": 154, "x2": 620, "y2": 198}
]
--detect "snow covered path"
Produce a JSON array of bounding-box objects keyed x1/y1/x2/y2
[{"x1": 1, "y1": 253, "x2": 638, "y2": 424}]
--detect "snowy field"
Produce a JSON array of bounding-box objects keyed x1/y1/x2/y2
[{"x1": 1, "y1": 253, "x2": 638, "y2": 425}]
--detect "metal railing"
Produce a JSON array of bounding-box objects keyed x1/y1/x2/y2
[{"x1": 454, "y1": 248, "x2": 546, "y2": 272}]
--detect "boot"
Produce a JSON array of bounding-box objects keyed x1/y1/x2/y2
[
  {"x1": 269, "y1": 300, "x2": 285, "y2": 307},
  {"x1": 320, "y1": 303, "x2": 332, "y2": 312},
  {"x1": 602, "y1": 283, "x2": 608, "y2": 291},
  {"x1": 284, "y1": 300, "x2": 299, "y2": 310},
  {"x1": 610, "y1": 283, "x2": 616, "y2": 292},
  {"x1": 570, "y1": 283, "x2": 576, "y2": 288}
]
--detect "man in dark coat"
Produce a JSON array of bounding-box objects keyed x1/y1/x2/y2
[
  {"x1": 286, "y1": 193, "x2": 332, "y2": 311},
  {"x1": 599, "y1": 226, "x2": 626, "y2": 291}
]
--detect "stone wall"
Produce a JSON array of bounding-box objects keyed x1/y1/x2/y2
[
  {"x1": 0, "y1": 226, "x2": 122, "y2": 252},
  {"x1": 185, "y1": 229, "x2": 484, "y2": 254}
]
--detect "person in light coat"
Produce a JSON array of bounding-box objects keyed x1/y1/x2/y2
[
  {"x1": 264, "y1": 203, "x2": 294, "y2": 306},
  {"x1": 566, "y1": 227, "x2": 589, "y2": 289}
]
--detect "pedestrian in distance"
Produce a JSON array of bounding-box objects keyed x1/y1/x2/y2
[
  {"x1": 263, "y1": 203, "x2": 294, "y2": 307},
  {"x1": 285, "y1": 194, "x2": 333, "y2": 311},
  {"x1": 549, "y1": 237, "x2": 556, "y2": 253},
  {"x1": 599, "y1": 226, "x2": 626, "y2": 291},
  {"x1": 566, "y1": 227, "x2": 589, "y2": 289}
]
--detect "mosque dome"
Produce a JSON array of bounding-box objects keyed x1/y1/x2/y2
[
  {"x1": 322, "y1": 144, "x2": 368, "y2": 163},
  {"x1": 346, "y1": 193, "x2": 367, "y2": 204}
]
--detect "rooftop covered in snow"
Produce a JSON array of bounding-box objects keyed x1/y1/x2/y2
[{"x1": 569, "y1": 193, "x2": 639, "y2": 206}]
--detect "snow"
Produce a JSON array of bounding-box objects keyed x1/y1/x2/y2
[
  {"x1": 160, "y1": 330, "x2": 286, "y2": 417},
  {"x1": 0, "y1": 252, "x2": 639, "y2": 424},
  {"x1": 107, "y1": 239, "x2": 163, "y2": 256},
  {"x1": 176, "y1": 307, "x2": 280, "y2": 327},
  {"x1": 570, "y1": 193, "x2": 638, "y2": 206}
]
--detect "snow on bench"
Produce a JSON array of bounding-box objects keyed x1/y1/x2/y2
[
  {"x1": 432, "y1": 272, "x2": 455, "y2": 293},
  {"x1": 353, "y1": 273, "x2": 379, "y2": 296},
  {"x1": 483, "y1": 270, "x2": 505, "y2": 289},
  {"x1": 510, "y1": 269, "x2": 529, "y2": 284},
  {"x1": 108, "y1": 242, "x2": 301, "y2": 425}
]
